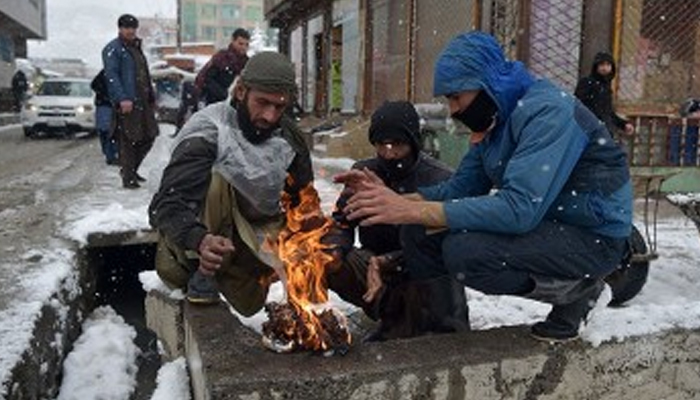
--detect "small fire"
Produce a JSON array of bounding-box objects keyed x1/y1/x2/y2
[{"x1": 262, "y1": 183, "x2": 351, "y2": 353}]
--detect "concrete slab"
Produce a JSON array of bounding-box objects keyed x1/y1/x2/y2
[{"x1": 171, "y1": 299, "x2": 700, "y2": 400}]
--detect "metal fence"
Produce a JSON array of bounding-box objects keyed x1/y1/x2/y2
[
  {"x1": 615, "y1": 0, "x2": 700, "y2": 167},
  {"x1": 413, "y1": 0, "x2": 473, "y2": 103},
  {"x1": 369, "y1": 0, "x2": 409, "y2": 111},
  {"x1": 616, "y1": 0, "x2": 700, "y2": 112},
  {"x1": 361, "y1": 0, "x2": 700, "y2": 166}
]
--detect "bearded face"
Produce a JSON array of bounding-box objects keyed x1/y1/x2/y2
[{"x1": 234, "y1": 87, "x2": 289, "y2": 143}]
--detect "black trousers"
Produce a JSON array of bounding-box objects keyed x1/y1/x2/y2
[
  {"x1": 401, "y1": 221, "x2": 626, "y2": 297},
  {"x1": 119, "y1": 137, "x2": 153, "y2": 182}
]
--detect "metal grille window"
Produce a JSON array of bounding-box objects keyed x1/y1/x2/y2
[
  {"x1": 480, "y1": 0, "x2": 582, "y2": 91},
  {"x1": 617, "y1": 0, "x2": 700, "y2": 109},
  {"x1": 527, "y1": 0, "x2": 583, "y2": 91},
  {"x1": 616, "y1": 0, "x2": 700, "y2": 167},
  {"x1": 482, "y1": 0, "x2": 520, "y2": 60}
]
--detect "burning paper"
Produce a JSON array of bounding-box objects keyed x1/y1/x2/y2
[{"x1": 261, "y1": 183, "x2": 351, "y2": 354}]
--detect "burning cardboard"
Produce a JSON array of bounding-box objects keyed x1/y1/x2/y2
[{"x1": 261, "y1": 183, "x2": 352, "y2": 354}]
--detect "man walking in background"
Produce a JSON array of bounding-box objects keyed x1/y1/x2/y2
[
  {"x1": 11, "y1": 69, "x2": 28, "y2": 112},
  {"x1": 102, "y1": 14, "x2": 159, "y2": 189},
  {"x1": 194, "y1": 28, "x2": 250, "y2": 106}
]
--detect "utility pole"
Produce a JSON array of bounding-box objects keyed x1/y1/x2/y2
[{"x1": 176, "y1": 0, "x2": 182, "y2": 52}]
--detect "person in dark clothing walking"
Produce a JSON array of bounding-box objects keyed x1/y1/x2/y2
[
  {"x1": 102, "y1": 14, "x2": 159, "y2": 189},
  {"x1": 338, "y1": 32, "x2": 632, "y2": 342},
  {"x1": 194, "y1": 28, "x2": 250, "y2": 106},
  {"x1": 175, "y1": 77, "x2": 197, "y2": 131},
  {"x1": 323, "y1": 100, "x2": 468, "y2": 341},
  {"x1": 575, "y1": 52, "x2": 634, "y2": 137},
  {"x1": 11, "y1": 70, "x2": 28, "y2": 112},
  {"x1": 90, "y1": 70, "x2": 119, "y2": 165}
]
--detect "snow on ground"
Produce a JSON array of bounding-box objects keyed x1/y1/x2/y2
[
  {"x1": 0, "y1": 246, "x2": 77, "y2": 395},
  {"x1": 148, "y1": 358, "x2": 191, "y2": 400},
  {"x1": 3, "y1": 123, "x2": 700, "y2": 398},
  {"x1": 55, "y1": 307, "x2": 140, "y2": 400}
]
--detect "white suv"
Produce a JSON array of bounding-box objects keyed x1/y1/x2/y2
[{"x1": 21, "y1": 77, "x2": 96, "y2": 138}]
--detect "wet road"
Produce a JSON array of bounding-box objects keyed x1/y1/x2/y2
[{"x1": 0, "y1": 125, "x2": 101, "y2": 309}]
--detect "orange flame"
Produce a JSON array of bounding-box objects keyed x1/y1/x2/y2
[{"x1": 275, "y1": 183, "x2": 350, "y2": 351}]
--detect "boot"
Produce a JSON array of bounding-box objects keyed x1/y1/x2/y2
[
  {"x1": 122, "y1": 178, "x2": 140, "y2": 189},
  {"x1": 364, "y1": 275, "x2": 470, "y2": 342},
  {"x1": 186, "y1": 270, "x2": 220, "y2": 305},
  {"x1": 527, "y1": 277, "x2": 604, "y2": 342}
]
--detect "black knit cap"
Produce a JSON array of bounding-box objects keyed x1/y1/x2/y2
[
  {"x1": 368, "y1": 101, "x2": 421, "y2": 153},
  {"x1": 118, "y1": 14, "x2": 139, "y2": 29}
]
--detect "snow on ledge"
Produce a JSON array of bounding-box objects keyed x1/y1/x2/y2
[{"x1": 667, "y1": 192, "x2": 700, "y2": 205}]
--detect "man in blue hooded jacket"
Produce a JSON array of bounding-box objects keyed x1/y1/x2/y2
[{"x1": 336, "y1": 32, "x2": 632, "y2": 342}]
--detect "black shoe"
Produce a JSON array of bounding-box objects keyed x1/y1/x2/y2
[
  {"x1": 530, "y1": 279, "x2": 604, "y2": 342},
  {"x1": 122, "y1": 179, "x2": 140, "y2": 189},
  {"x1": 186, "y1": 270, "x2": 220, "y2": 305},
  {"x1": 135, "y1": 173, "x2": 146, "y2": 182},
  {"x1": 106, "y1": 159, "x2": 119, "y2": 166}
]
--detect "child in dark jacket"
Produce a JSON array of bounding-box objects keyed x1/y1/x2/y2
[{"x1": 575, "y1": 52, "x2": 634, "y2": 138}]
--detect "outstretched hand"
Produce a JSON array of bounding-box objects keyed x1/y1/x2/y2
[
  {"x1": 333, "y1": 167, "x2": 384, "y2": 193},
  {"x1": 343, "y1": 182, "x2": 417, "y2": 226}
]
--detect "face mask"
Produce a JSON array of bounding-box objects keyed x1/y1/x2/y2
[
  {"x1": 451, "y1": 90, "x2": 498, "y2": 133},
  {"x1": 379, "y1": 153, "x2": 416, "y2": 179}
]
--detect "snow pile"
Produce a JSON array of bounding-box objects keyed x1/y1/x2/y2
[
  {"x1": 55, "y1": 307, "x2": 140, "y2": 400},
  {"x1": 667, "y1": 192, "x2": 700, "y2": 205},
  {"x1": 139, "y1": 270, "x2": 185, "y2": 301},
  {"x1": 149, "y1": 357, "x2": 190, "y2": 400},
  {"x1": 64, "y1": 203, "x2": 150, "y2": 245}
]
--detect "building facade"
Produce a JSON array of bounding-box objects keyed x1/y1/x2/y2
[
  {"x1": 266, "y1": 0, "x2": 700, "y2": 184},
  {"x1": 139, "y1": 16, "x2": 179, "y2": 49},
  {"x1": 0, "y1": 0, "x2": 46, "y2": 93},
  {"x1": 181, "y1": 0, "x2": 266, "y2": 49}
]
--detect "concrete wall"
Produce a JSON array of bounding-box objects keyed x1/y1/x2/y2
[
  {"x1": 147, "y1": 291, "x2": 700, "y2": 400},
  {"x1": 2, "y1": 248, "x2": 97, "y2": 400}
]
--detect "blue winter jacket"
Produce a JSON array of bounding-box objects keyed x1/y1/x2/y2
[
  {"x1": 102, "y1": 37, "x2": 141, "y2": 105},
  {"x1": 421, "y1": 32, "x2": 632, "y2": 239}
]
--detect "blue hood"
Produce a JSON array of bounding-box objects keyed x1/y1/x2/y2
[{"x1": 433, "y1": 31, "x2": 535, "y2": 122}]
